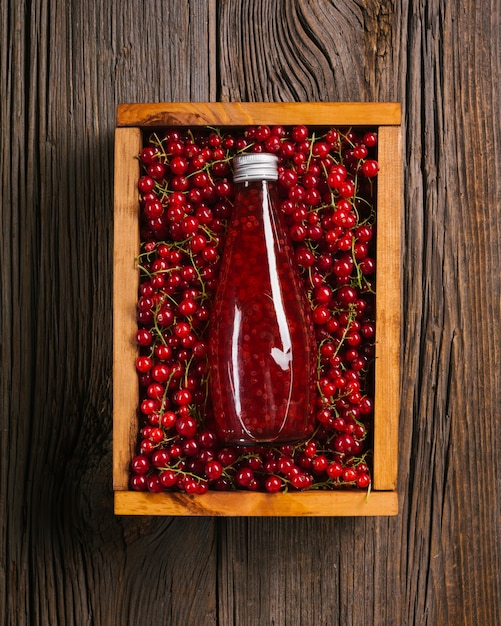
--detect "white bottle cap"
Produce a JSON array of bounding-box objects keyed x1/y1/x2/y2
[{"x1": 233, "y1": 153, "x2": 279, "y2": 182}]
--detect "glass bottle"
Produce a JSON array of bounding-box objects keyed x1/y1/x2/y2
[{"x1": 208, "y1": 153, "x2": 315, "y2": 445}]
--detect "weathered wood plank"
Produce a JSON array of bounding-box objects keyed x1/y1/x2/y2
[
  {"x1": 216, "y1": 1, "x2": 501, "y2": 625},
  {"x1": 216, "y1": 2, "x2": 404, "y2": 624},
  {"x1": 218, "y1": 0, "x2": 370, "y2": 102},
  {"x1": 399, "y1": 1, "x2": 501, "y2": 624},
  {"x1": 1, "y1": 1, "x2": 217, "y2": 625}
]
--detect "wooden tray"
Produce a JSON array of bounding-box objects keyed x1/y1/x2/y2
[{"x1": 113, "y1": 102, "x2": 401, "y2": 516}]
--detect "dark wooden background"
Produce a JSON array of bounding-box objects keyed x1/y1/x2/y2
[{"x1": 2, "y1": 0, "x2": 500, "y2": 624}]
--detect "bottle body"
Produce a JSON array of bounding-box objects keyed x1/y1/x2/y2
[{"x1": 209, "y1": 175, "x2": 315, "y2": 445}]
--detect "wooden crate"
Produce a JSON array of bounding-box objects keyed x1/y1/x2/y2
[{"x1": 113, "y1": 102, "x2": 401, "y2": 516}]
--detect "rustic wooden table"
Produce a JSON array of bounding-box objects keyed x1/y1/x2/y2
[{"x1": 2, "y1": 1, "x2": 500, "y2": 625}]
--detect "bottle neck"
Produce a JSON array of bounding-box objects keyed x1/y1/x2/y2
[
  {"x1": 234, "y1": 179, "x2": 278, "y2": 206},
  {"x1": 235, "y1": 178, "x2": 277, "y2": 189}
]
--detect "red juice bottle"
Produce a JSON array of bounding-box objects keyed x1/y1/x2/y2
[{"x1": 208, "y1": 153, "x2": 315, "y2": 445}]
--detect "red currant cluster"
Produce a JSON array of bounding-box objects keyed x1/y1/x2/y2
[{"x1": 130, "y1": 123, "x2": 379, "y2": 494}]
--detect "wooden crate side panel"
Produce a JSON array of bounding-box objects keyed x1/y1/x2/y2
[
  {"x1": 373, "y1": 125, "x2": 402, "y2": 490},
  {"x1": 113, "y1": 127, "x2": 142, "y2": 490},
  {"x1": 114, "y1": 490, "x2": 398, "y2": 517},
  {"x1": 117, "y1": 101, "x2": 401, "y2": 128}
]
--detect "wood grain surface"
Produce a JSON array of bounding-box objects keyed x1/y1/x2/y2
[
  {"x1": 116, "y1": 101, "x2": 401, "y2": 126},
  {"x1": 114, "y1": 490, "x2": 398, "y2": 518},
  {"x1": 2, "y1": 0, "x2": 500, "y2": 625}
]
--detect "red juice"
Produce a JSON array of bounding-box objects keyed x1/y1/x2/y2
[{"x1": 208, "y1": 154, "x2": 315, "y2": 445}]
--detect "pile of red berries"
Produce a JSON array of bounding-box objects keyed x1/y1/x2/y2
[{"x1": 130, "y1": 123, "x2": 379, "y2": 494}]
